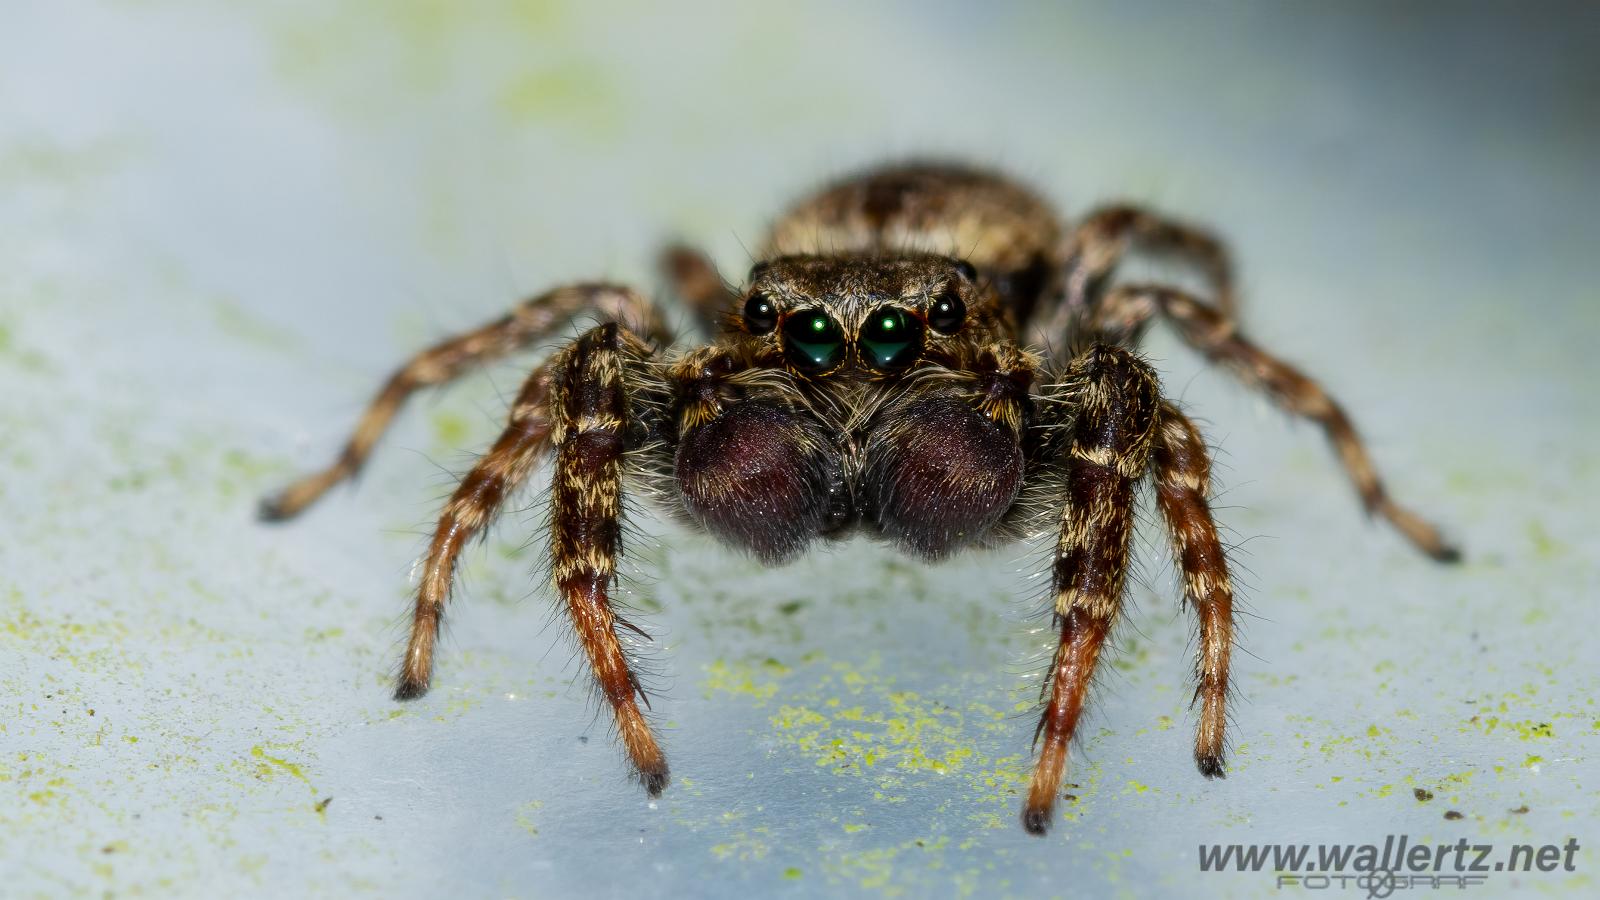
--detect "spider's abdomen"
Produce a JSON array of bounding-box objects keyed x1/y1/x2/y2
[
  {"x1": 674, "y1": 401, "x2": 841, "y2": 564},
  {"x1": 862, "y1": 394, "x2": 1025, "y2": 560}
]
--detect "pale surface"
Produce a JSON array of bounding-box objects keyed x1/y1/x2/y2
[{"x1": 2, "y1": 2, "x2": 1596, "y2": 897}]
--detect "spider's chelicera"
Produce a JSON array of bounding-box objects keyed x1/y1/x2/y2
[{"x1": 261, "y1": 162, "x2": 1458, "y2": 835}]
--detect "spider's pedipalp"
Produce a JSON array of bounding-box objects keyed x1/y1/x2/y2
[
  {"x1": 675, "y1": 399, "x2": 840, "y2": 563},
  {"x1": 863, "y1": 343, "x2": 1036, "y2": 559}
]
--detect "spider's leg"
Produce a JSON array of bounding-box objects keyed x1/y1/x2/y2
[
  {"x1": 1037, "y1": 204, "x2": 1236, "y2": 340},
  {"x1": 660, "y1": 244, "x2": 737, "y2": 338},
  {"x1": 396, "y1": 321, "x2": 668, "y2": 790},
  {"x1": 1095, "y1": 283, "x2": 1459, "y2": 561},
  {"x1": 1025, "y1": 344, "x2": 1160, "y2": 836},
  {"x1": 1152, "y1": 402, "x2": 1234, "y2": 778},
  {"x1": 261, "y1": 283, "x2": 669, "y2": 520},
  {"x1": 548, "y1": 323, "x2": 669, "y2": 794},
  {"x1": 396, "y1": 358, "x2": 557, "y2": 699}
]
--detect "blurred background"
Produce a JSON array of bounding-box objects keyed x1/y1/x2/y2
[{"x1": 2, "y1": 1, "x2": 1596, "y2": 897}]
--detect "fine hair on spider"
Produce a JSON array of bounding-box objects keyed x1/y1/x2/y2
[{"x1": 260, "y1": 160, "x2": 1459, "y2": 835}]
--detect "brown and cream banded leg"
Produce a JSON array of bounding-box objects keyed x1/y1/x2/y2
[
  {"x1": 1025, "y1": 343, "x2": 1160, "y2": 835},
  {"x1": 1090, "y1": 283, "x2": 1459, "y2": 561},
  {"x1": 545, "y1": 323, "x2": 669, "y2": 793},
  {"x1": 260, "y1": 283, "x2": 667, "y2": 519},
  {"x1": 1039, "y1": 204, "x2": 1238, "y2": 342},
  {"x1": 397, "y1": 358, "x2": 557, "y2": 699},
  {"x1": 397, "y1": 321, "x2": 669, "y2": 792},
  {"x1": 1152, "y1": 402, "x2": 1234, "y2": 778}
]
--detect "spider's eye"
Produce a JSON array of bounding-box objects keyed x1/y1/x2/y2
[
  {"x1": 743, "y1": 292, "x2": 778, "y2": 335},
  {"x1": 859, "y1": 306, "x2": 924, "y2": 373},
  {"x1": 928, "y1": 288, "x2": 966, "y2": 334},
  {"x1": 781, "y1": 308, "x2": 846, "y2": 374}
]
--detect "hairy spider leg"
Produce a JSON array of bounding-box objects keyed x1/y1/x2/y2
[
  {"x1": 1152, "y1": 402, "x2": 1234, "y2": 777},
  {"x1": 660, "y1": 244, "x2": 738, "y2": 338},
  {"x1": 547, "y1": 323, "x2": 669, "y2": 793},
  {"x1": 1092, "y1": 283, "x2": 1459, "y2": 561},
  {"x1": 261, "y1": 283, "x2": 668, "y2": 519},
  {"x1": 1025, "y1": 344, "x2": 1160, "y2": 834},
  {"x1": 397, "y1": 358, "x2": 556, "y2": 699},
  {"x1": 1043, "y1": 203, "x2": 1238, "y2": 340},
  {"x1": 399, "y1": 321, "x2": 670, "y2": 790}
]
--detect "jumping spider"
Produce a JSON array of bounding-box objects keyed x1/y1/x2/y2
[{"x1": 261, "y1": 162, "x2": 1457, "y2": 834}]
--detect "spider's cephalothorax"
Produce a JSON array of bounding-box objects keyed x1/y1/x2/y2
[{"x1": 261, "y1": 162, "x2": 1458, "y2": 835}]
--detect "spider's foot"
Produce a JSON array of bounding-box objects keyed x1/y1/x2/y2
[
  {"x1": 639, "y1": 762, "x2": 670, "y2": 798},
  {"x1": 257, "y1": 468, "x2": 344, "y2": 522},
  {"x1": 257, "y1": 491, "x2": 297, "y2": 522},
  {"x1": 1378, "y1": 500, "x2": 1462, "y2": 564},
  {"x1": 1020, "y1": 802, "x2": 1053, "y2": 837},
  {"x1": 1428, "y1": 542, "x2": 1464, "y2": 565},
  {"x1": 393, "y1": 675, "x2": 430, "y2": 702},
  {"x1": 1197, "y1": 754, "x2": 1227, "y2": 779}
]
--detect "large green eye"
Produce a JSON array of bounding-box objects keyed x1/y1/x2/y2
[
  {"x1": 859, "y1": 306, "x2": 924, "y2": 373},
  {"x1": 781, "y1": 308, "x2": 846, "y2": 374}
]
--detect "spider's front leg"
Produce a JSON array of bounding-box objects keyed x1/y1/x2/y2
[
  {"x1": 546, "y1": 323, "x2": 670, "y2": 792},
  {"x1": 396, "y1": 321, "x2": 669, "y2": 793},
  {"x1": 1024, "y1": 343, "x2": 1161, "y2": 835}
]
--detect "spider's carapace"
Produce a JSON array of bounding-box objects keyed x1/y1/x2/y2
[{"x1": 262, "y1": 162, "x2": 1457, "y2": 834}]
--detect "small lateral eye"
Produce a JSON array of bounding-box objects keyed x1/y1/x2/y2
[
  {"x1": 781, "y1": 308, "x2": 847, "y2": 375},
  {"x1": 859, "y1": 306, "x2": 924, "y2": 373},
  {"x1": 929, "y1": 289, "x2": 967, "y2": 334},
  {"x1": 743, "y1": 292, "x2": 778, "y2": 334}
]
